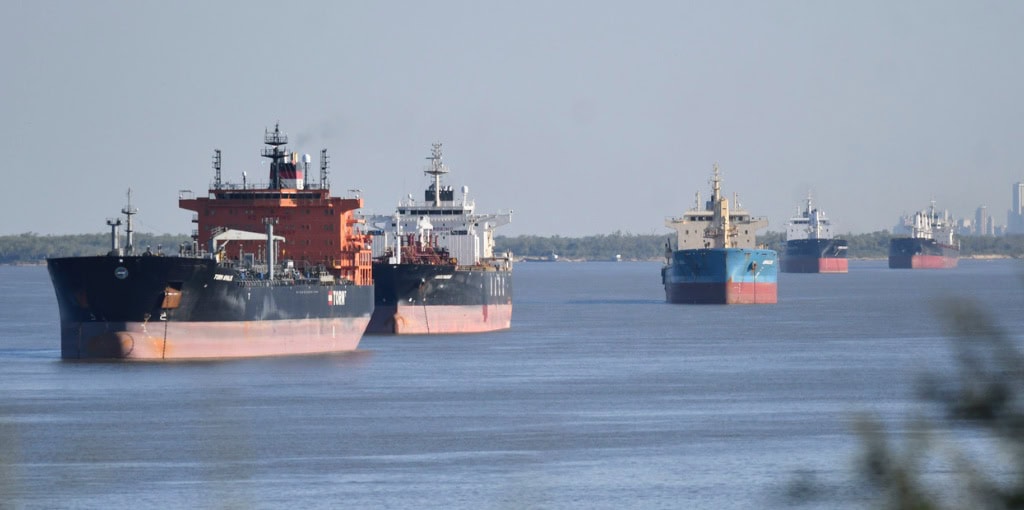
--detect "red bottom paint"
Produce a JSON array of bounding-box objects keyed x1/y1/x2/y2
[
  {"x1": 371, "y1": 303, "x2": 513, "y2": 334},
  {"x1": 666, "y1": 282, "x2": 777, "y2": 304},
  {"x1": 818, "y1": 258, "x2": 849, "y2": 273},
  {"x1": 61, "y1": 317, "x2": 370, "y2": 360},
  {"x1": 783, "y1": 257, "x2": 848, "y2": 273},
  {"x1": 888, "y1": 255, "x2": 958, "y2": 269}
]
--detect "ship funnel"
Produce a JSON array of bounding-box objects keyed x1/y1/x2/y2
[{"x1": 279, "y1": 152, "x2": 305, "y2": 190}]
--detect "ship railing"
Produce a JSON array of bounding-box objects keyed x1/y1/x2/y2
[
  {"x1": 665, "y1": 215, "x2": 699, "y2": 224},
  {"x1": 212, "y1": 180, "x2": 326, "y2": 192},
  {"x1": 208, "y1": 182, "x2": 333, "y2": 202},
  {"x1": 216, "y1": 180, "x2": 271, "y2": 191},
  {"x1": 231, "y1": 273, "x2": 347, "y2": 288}
]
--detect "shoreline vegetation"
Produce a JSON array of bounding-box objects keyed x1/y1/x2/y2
[{"x1": 0, "y1": 231, "x2": 1021, "y2": 265}]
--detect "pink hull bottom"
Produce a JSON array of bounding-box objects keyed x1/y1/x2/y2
[
  {"x1": 61, "y1": 317, "x2": 370, "y2": 360},
  {"x1": 666, "y1": 282, "x2": 777, "y2": 304},
  {"x1": 782, "y1": 257, "x2": 848, "y2": 273},
  {"x1": 889, "y1": 255, "x2": 958, "y2": 269},
  {"x1": 368, "y1": 303, "x2": 513, "y2": 335}
]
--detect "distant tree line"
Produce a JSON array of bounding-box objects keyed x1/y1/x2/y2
[
  {"x1": 2, "y1": 231, "x2": 1023, "y2": 264},
  {"x1": 493, "y1": 231, "x2": 1024, "y2": 261},
  {"x1": 0, "y1": 233, "x2": 191, "y2": 264}
]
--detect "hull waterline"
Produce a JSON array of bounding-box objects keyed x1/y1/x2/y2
[{"x1": 662, "y1": 248, "x2": 778, "y2": 304}]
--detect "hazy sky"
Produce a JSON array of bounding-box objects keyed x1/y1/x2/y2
[{"x1": 4, "y1": 1, "x2": 1022, "y2": 237}]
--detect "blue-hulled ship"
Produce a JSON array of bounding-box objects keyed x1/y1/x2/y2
[{"x1": 661, "y1": 164, "x2": 778, "y2": 304}]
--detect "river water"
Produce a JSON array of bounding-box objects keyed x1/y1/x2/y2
[{"x1": 1, "y1": 260, "x2": 1022, "y2": 509}]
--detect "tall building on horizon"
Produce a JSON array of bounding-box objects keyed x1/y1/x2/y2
[
  {"x1": 1009, "y1": 181, "x2": 1024, "y2": 234},
  {"x1": 976, "y1": 205, "x2": 992, "y2": 235}
]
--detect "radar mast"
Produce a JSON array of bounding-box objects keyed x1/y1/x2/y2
[{"x1": 424, "y1": 143, "x2": 449, "y2": 207}]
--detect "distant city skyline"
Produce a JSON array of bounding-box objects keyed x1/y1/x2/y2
[
  {"x1": 3, "y1": 1, "x2": 1023, "y2": 237},
  {"x1": 890, "y1": 180, "x2": 1024, "y2": 237}
]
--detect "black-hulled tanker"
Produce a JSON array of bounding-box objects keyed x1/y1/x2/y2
[
  {"x1": 365, "y1": 143, "x2": 513, "y2": 334},
  {"x1": 370, "y1": 242, "x2": 512, "y2": 334},
  {"x1": 47, "y1": 124, "x2": 375, "y2": 360},
  {"x1": 780, "y1": 195, "x2": 848, "y2": 273},
  {"x1": 48, "y1": 254, "x2": 372, "y2": 359},
  {"x1": 888, "y1": 202, "x2": 959, "y2": 269}
]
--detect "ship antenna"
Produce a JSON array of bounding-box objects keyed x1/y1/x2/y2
[
  {"x1": 320, "y1": 148, "x2": 330, "y2": 190},
  {"x1": 213, "y1": 149, "x2": 222, "y2": 190},
  {"x1": 425, "y1": 142, "x2": 448, "y2": 207},
  {"x1": 121, "y1": 188, "x2": 138, "y2": 255},
  {"x1": 711, "y1": 163, "x2": 722, "y2": 202},
  {"x1": 262, "y1": 122, "x2": 289, "y2": 189}
]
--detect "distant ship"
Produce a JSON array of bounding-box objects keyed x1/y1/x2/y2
[
  {"x1": 781, "y1": 195, "x2": 848, "y2": 273},
  {"x1": 889, "y1": 202, "x2": 959, "y2": 269},
  {"x1": 364, "y1": 143, "x2": 513, "y2": 334},
  {"x1": 46, "y1": 124, "x2": 375, "y2": 360},
  {"x1": 662, "y1": 164, "x2": 778, "y2": 304}
]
